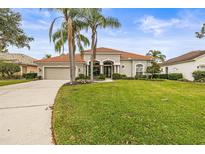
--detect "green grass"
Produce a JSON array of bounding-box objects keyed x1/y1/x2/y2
[
  {"x1": 53, "y1": 80, "x2": 205, "y2": 144},
  {"x1": 0, "y1": 79, "x2": 31, "y2": 86}
]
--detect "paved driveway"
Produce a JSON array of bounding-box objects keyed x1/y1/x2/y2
[{"x1": 0, "y1": 80, "x2": 67, "y2": 144}]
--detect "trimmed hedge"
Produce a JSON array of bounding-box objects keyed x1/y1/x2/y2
[
  {"x1": 192, "y1": 71, "x2": 205, "y2": 81},
  {"x1": 96, "y1": 74, "x2": 106, "y2": 80},
  {"x1": 75, "y1": 74, "x2": 90, "y2": 81},
  {"x1": 23, "y1": 73, "x2": 37, "y2": 79},
  {"x1": 153, "y1": 74, "x2": 168, "y2": 79},
  {"x1": 112, "y1": 73, "x2": 122, "y2": 80},
  {"x1": 168, "y1": 73, "x2": 183, "y2": 80}
]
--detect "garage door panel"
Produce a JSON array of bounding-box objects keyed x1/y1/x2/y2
[{"x1": 44, "y1": 67, "x2": 70, "y2": 80}]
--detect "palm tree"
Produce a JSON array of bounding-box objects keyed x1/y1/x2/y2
[
  {"x1": 81, "y1": 9, "x2": 121, "y2": 81},
  {"x1": 51, "y1": 21, "x2": 90, "y2": 54},
  {"x1": 146, "y1": 50, "x2": 166, "y2": 63},
  {"x1": 49, "y1": 9, "x2": 82, "y2": 83},
  {"x1": 196, "y1": 23, "x2": 205, "y2": 39},
  {"x1": 44, "y1": 54, "x2": 52, "y2": 58}
]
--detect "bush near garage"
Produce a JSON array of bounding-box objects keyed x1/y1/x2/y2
[
  {"x1": 168, "y1": 73, "x2": 183, "y2": 80},
  {"x1": 192, "y1": 70, "x2": 205, "y2": 81},
  {"x1": 23, "y1": 73, "x2": 37, "y2": 79}
]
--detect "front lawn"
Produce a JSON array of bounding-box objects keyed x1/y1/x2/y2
[
  {"x1": 0, "y1": 79, "x2": 31, "y2": 86},
  {"x1": 53, "y1": 80, "x2": 205, "y2": 144}
]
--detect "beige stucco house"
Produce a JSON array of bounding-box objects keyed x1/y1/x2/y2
[
  {"x1": 0, "y1": 53, "x2": 37, "y2": 75},
  {"x1": 35, "y1": 47, "x2": 153, "y2": 80},
  {"x1": 161, "y1": 50, "x2": 205, "y2": 81}
]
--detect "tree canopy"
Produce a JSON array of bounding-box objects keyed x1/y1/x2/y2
[
  {"x1": 146, "y1": 50, "x2": 166, "y2": 63},
  {"x1": 0, "y1": 9, "x2": 34, "y2": 52}
]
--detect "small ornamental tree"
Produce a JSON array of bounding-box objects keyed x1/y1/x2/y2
[
  {"x1": 0, "y1": 62, "x2": 20, "y2": 77},
  {"x1": 146, "y1": 62, "x2": 161, "y2": 79}
]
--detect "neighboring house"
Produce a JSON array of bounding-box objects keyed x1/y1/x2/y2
[
  {"x1": 161, "y1": 50, "x2": 205, "y2": 81},
  {"x1": 35, "y1": 47, "x2": 153, "y2": 80},
  {"x1": 0, "y1": 53, "x2": 37, "y2": 75}
]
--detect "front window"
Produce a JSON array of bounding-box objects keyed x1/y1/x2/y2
[
  {"x1": 89, "y1": 61, "x2": 100, "y2": 76},
  {"x1": 136, "y1": 64, "x2": 143, "y2": 76}
]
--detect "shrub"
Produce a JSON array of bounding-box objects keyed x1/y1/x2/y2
[
  {"x1": 23, "y1": 73, "x2": 37, "y2": 79},
  {"x1": 121, "y1": 74, "x2": 127, "y2": 79},
  {"x1": 0, "y1": 62, "x2": 20, "y2": 77},
  {"x1": 196, "y1": 77, "x2": 205, "y2": 82},
  {"x1": 192, "y1": 70, "x2": 205, "y2": 81},
  {"x1": 96, "y1": 74, "x2": 106, "y2": 80},
  {"x1": 79, "y1": 74, "x2": 86, "y2": 79},
  {"x1": 75, "y1": 74, "x2": 90, "y2": 81},
  {"x1": 125, "y1": 77, "x2": 135, "y2": 80},
  {"x1": 168, "y1": 73, "x2": 183, "y2": 80},
  {"x1": 178, "y1": 78, "x2": 190, "y2": 82},
  {"x1": 112, "y1": 73, "x2": 122, "y2": 80},
  {"x1": 135, "y1": 74, "x2": 148, "y2": 79},
  {"x1": 153, "y1": 74, "x2": 168, "y2": 79}
]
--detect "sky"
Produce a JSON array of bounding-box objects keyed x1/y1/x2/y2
[{"x1": 8, "y1": 8, "x2": 205, "y2": 60}]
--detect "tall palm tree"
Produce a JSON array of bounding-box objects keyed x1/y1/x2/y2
[
  {"x1": 51, "y1": 21, "x2": 90, "y2": 54},
  {"x1": 44, "y1": 54, "x2": 52, "y2": 58},
  {"x1": 49, "y1": 8, "x2": 81, "y2": 83},
  {"x1": 146, "y1": 50, "x2": 166, "y2": 63},
  {"x1": 196, "y1": 23, "x2": 205, "y2": 39},
  {"x1": 81, "y1": 9, "x2": 121, "y2": 81}
]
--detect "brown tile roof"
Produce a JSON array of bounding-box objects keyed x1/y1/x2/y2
[
  {"x1": 0, "y1": 53, "x2": 37, "y2": 66},
  {"x1": 35, "y1": 54, "x2": 84, "y2": 63},
  {"x1": 35, "y1": 47, "x2": 152, "y2": 63},
  {"x1": 161, "y1": 50, "x2": 205, "y2": 66},
  {"x1": 83, "y1": 47, "x2": 152, "y2": 61}
]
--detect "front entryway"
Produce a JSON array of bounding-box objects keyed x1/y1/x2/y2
[
  {"x1": 103, "y1": 61, "x2": 114, "y2": 78},
  {"x1": 104, "y1": 66, "x2": 112, "y2": 78}
]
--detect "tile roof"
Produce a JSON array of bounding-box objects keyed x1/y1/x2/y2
[
  {"x1": 35, "y1": 54, "x2": 84, "y2": 63},
  {"x1": 35, "y1": 47, "x2": 152, "y2": 63},
  {"x1": 0, "y1": 53, "x2": 37, "y2": 66},
  {"x1": 161, "y1": 50, "x2": 205, "y2": 66},
  {"x1": 83, "y1": 47, "x2": 153, "y2": 60}
]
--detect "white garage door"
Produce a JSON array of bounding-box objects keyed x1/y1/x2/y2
[{"x1": 44, "y1": 67, "x2": 70, "y2": 80}]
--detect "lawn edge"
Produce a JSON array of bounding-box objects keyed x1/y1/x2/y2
[
  {"x1": 0, "y1": 79, "x2": 33, "y2": 87},
  {"x1": 51, "y1": 85, "x2": 64, "y2": 145},
  {"x1": 51, "y1": 105, "x2": 57, "y2": 145}
]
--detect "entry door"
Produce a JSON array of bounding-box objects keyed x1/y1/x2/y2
[{"x1": 104, "y1": 66, "x2": 112, "y2": 78}]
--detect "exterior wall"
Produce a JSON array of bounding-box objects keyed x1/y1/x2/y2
[
  {"x1": 84, "y1": 53, "x2": 121, "y2": 65},
  {"x1": 161, "y1": 61, "x2": 196, "y2": 80},
  {"x1": 120, "y1": 60, "x2": 151, "y2": 77},
  {"x1": 26, "y1": 66, "x2": 37, "y2": 73},
  {"x1": 37, "y1": 62, "x2": 85, "y2": 79},
  {"x1": 161, "y1": 55, "x2": 205, "y2": 81}
]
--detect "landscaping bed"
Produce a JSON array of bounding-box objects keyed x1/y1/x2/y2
[{"x1": 53, "y1": 80, "x2": 205, "y2": 144}]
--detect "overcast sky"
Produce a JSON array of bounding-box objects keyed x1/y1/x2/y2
[{"x1": 8, "y1": 8, "x2": 205, "y2": 60}]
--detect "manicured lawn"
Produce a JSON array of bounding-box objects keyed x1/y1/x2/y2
[
  {"x1": 0, "y1": 79, "x2": 31, "y2": 86},
  {"x1": 53, "y1": 80, "x2": 205, "y2": 144}
]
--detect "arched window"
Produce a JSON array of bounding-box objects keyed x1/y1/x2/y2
[{"x1": 136, "y1": 64, "x2": 143, "y2": 76}]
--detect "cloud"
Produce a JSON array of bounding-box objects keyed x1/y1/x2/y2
[
  {"x1": 137, "y1": 9, "x2": 205, "y2": 36},
  {"x1": 138, "y1": 16, "x2": 180, "y2": 36}
]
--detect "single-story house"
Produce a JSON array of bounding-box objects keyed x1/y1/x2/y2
[
  {"x1": 35, "y1": 47, "x2": 153, "y2": 80},
  {"x1": 160, "y1": 50, "x2": 205, "y2": 81},
  {"x1": 0, "y1": 53, "x2": 37, "y2": 75}
]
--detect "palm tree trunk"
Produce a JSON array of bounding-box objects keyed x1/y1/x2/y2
[
  {"x1": 90, "y1": 29, "x2": 96, "y2": 81},
  {"x1": 67, "y1": 17, "x2": 75, "y2": 83}
]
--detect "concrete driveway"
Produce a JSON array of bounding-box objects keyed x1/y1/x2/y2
[{"x1": 0, "y1": 80, "x2": 68, "y2": 144}]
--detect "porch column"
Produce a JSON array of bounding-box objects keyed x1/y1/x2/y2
[
  {"x1": 86, "y1": 65, "x2": 89, "y2": 76},
  {"x1": 114, "y1": 65, "x2": 116, "y2": 73},
  {"x1": 116, "y1": 65, "x2": 120, "y2": 73},
  {"x1": 100, "y1": 65, "x2": 103, "y2": 74}
]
